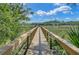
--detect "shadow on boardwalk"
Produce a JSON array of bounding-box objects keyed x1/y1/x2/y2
[{"x1": 28, "y1": 43, "x2": 51, "y2": 55}]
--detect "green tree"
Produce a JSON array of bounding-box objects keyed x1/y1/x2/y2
[{"x1": 0, "y1": 3, "x2": 31, "y2": 46}]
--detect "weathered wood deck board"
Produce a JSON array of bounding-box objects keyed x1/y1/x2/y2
[{"x1": 26, "y1": 27, "x2": 51, "y2": 55}]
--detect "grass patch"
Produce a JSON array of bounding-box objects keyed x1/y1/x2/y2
[{"x1": 67, "y1": 26, "x2": 79, "y2": 48}]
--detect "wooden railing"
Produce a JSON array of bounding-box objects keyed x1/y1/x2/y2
[
  {"x1": 41, "y1": 27, "x2": 79, "y2": 55},
  {"x1": 0, "y1": 27, "x2": 38, "y2": 55}
]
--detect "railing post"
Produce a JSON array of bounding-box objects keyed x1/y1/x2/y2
[
  {"x1": 48, "y1": 34, "x2": 52, "y2": 49},
  {"x1": 41, "y1": 27, "x2": 79, "y2": 55},
  {"x1": 27, "y1": 35, "x2": 29, "y2": 49},
  {"x1": 46, "y1": 32, "x2": 49, "y2": 42}
]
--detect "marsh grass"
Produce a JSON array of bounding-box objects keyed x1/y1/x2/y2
[
  {"x1": 67, "y1": 26, "x2": 79, "y2": 48},
  {"x1": 48, "y1": 36, "x2": 67, "y2": 55}
]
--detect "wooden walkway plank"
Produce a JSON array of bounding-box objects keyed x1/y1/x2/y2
[{"x1": 26, "y1": 27, "x2": 51, "y2": 55}]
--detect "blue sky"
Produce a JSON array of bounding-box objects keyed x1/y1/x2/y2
[{"x1": 24, "y1": 3, "x2": 79, "y2": 23}]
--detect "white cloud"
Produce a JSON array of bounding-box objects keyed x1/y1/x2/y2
[
  {"x1": 36, "y1": 6, "x2": 72, "y2": 16},
  {"x1": 28, "y1": 15, "x2": 33, "y2": 18},
  {"x1": 65, "y1": 18, "x2": 70, "y2": 19},
  {"x1": 27, "y1": 14, "x2": 33, "y2": 18},
  {"x1": 36, "y1": 10, "x2": 46, "y2": 16},
  {"x1": 23, "y1": 3, "x2": 26, "y2": 6},
  {"x1": 76, "y1": 18, "x2": 79, "y2": 21},
  {"x1": 46, "y1": 10, "x2": 56, "y2": 15},
  {"x1": 52, "y1": 6, "x2": 71, "y2": 14},
  {"x1": 53, "y1": 3, "x2": 66, "y2": 6}
]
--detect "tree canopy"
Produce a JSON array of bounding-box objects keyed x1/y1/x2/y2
[{"x1": 0, "y1": 3, "x2": 32, "y2": 45}]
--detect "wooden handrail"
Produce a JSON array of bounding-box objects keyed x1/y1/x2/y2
[
  {"x1": 0, "y1": 27, "x2": 38, "y2": 55},
  {"x1": 41, "y1": 27, "x2": 79, "y2": 55}
]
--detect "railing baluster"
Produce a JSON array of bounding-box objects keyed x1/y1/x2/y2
[
  {"x1": 0, "y1": 27, "x2": 38, "y2": 55},
  {"x1": 41, "y1": 27, "x2": 79, "y2": 55}
]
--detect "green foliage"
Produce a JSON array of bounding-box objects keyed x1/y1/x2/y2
[
  {"x1": 52, "y1": 39, "x2": 67, "y2": 55},
  {"x1": 0, "y1": 3, "x2": 32, "y2": 46},
  {"x1": 45, "y1": 26, "x2": 68, "y2": 39},
  {"x1": 45, "y1": 25, "x2": 79, "y2": 54},
  {"x1": 48, "y1": 37, "x2": 67, "y2": 55},
  {"x1": 67, "y1": 26, "x2": 79, "y2": 47}
]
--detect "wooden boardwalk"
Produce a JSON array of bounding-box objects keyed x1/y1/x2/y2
[
  {"x1": 0, "y1": 27, "x2": 79, "y2": 55},
  {"x1": 26, "y1": 27, "x2": 51, "y2": 55}
]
